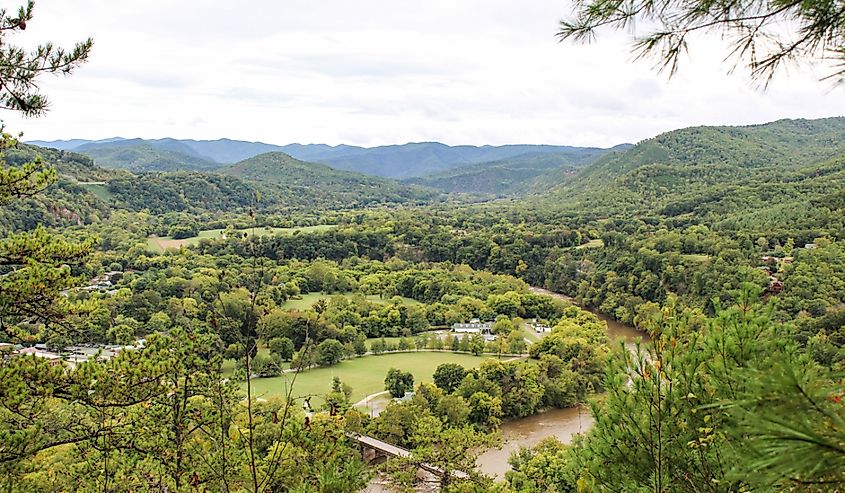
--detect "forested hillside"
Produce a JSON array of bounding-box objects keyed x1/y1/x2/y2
[
  {"x1": 0, "y1": 145, "x2": 443, "y2": 228},
  {"x1": 73, "y1": 138, "x2": 221, "y2": 171},
  {"x1": 407, "y1": 146, "x2": 628, "y2": 195},
  {"x1": 542, "y1": 118, "x2": 845, "y2": 232},
  {"x1": 300, "y1": 142, "x2": 612, "y2": 178},
  {"x1": 222, "y1": 151, "x2": 441, "y2": 208}
]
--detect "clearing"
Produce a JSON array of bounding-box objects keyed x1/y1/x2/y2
[
  {"x1": 575, "y1": 239, "x2": 604, "y2": 250},
  {"x1": 247, "y1": 351, "x2": 503, "y2": 404},
  {"x1": 147, "y1": 224, "x2": 336, "y2": 252}
]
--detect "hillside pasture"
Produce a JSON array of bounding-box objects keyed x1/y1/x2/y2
[{"x1": 146, "y1": 224, "x2": 336, "y2": 252}]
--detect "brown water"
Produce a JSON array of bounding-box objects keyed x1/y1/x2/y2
[
  {"x1": 528, "y1": 286, "x2": 649, "y2": 344},
  {"x1": 363, "y1": 288, "x2": 647, "y2": 488},
  {"x1": 476, "y1": 406, "x2": 594, "y2": 478},
  {"x1": 473, "y1": 287, "x2": 648, "y2": 479}
]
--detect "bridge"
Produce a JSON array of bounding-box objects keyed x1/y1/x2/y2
[{"x1": 347, "y1": 433, "x2": 469, "y2": 480}]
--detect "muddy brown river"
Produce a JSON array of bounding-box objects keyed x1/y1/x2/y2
[
  {"x1": 475, "y1": 287, "x2": 649, "y2": 479},
  {"x1": 365, "y1": 288, "x2": 649, "y2": 489}
]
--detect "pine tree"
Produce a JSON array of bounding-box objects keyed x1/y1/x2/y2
[{"x1": 0, "y1": 2, "x2": 94, "y2": 343}]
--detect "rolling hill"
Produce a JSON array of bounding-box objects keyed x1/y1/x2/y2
[
  {"x1": 540, "y1": 117, "x2": 845, "y2": 235},
  {"x1": 303, "y1": 142, "x2": 615, "y2": 178},
  {"x1": 72, "y1": 139, "x2": 221, "y2": 171},
  {"x1": 0, "y1": 144, "x2": 444, "y2": 227},
  {"x1": 407, "y1": 145, "x2": 631, "y2": 195},
  {"x1": 29, "y1": 137, "x2": 621, "y2": 178},
  {"x1": 222, "y1": 152, "x2": 441, "y2": 209}
]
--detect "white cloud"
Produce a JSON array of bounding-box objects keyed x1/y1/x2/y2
[{"x1": 3, "y1": 0, "x2": 845, "y2": 147}]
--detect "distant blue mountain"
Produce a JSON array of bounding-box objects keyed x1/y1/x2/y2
[{"x1": 27, "y1": 137, "x2": 623, "y2": 178}]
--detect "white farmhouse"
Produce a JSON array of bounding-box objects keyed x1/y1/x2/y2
[{"x1": 452, "y1": 318, "x2": 493, "y2": 334}]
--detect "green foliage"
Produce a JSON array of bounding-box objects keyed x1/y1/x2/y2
[
  {"x1": 269, "y1": 336, "x2": 295, "y2": 361},
  {"x1": 316, "y1": 338, "x2": 344, "y2": 367},
  {"x1": 559, "y1": 0, "x2": 845, "y2": 81},
  {"x1": 224, "y1": 152, "x2": 440, "y2": 208},
  {"x1": 407, "y1": 148, "x2": 617, "y2": 196},
  {"x1": 384, "y1": 367, "x2": 415, "y2": 398},
  {"x1": 434, "y1": 363, "x2": 468, "y2": 393},
  {"x1": 76, "y1": 139, "x2": 220, "y2": 171},
  {"x1": 730, "y1": 362, "x2": 845, "y2": 489},
  {"x1": 0, "y1": 3, "x2": 92, "y2": 116}
]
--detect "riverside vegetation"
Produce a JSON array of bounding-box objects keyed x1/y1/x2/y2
[{"x1": 3, "y1": 2, "x2": 845, "y2": 493}]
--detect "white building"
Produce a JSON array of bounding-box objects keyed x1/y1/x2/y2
[{"x1": 452, "y1": 318, "x2": 493, "y2": 334}]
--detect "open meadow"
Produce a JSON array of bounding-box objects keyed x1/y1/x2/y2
[
  {"x1": 246, "y1": 351, "x2": 507, "y2": 404},
  {"x1": 147, "y1": 224, "x2": 336, "y2": 252}
]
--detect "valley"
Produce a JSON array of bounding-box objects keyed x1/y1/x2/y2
[{"x1": 7, "y1": 116, "x2": 845, "y2": 492}]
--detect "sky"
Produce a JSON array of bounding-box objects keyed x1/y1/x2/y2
[{"x1": 5, "y1": 0, "x2": 845, "y2": 147}]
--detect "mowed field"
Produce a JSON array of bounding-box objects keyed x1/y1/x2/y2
[
  {"x1": 147, "y1": 225, "x2": 336, "y2": 252},
  {"x1": 247, "y1": 351, "x2": 503, "y2": 404},
  {"x1": 282, "y1": 292, "x2": 421, "y2": 310}
]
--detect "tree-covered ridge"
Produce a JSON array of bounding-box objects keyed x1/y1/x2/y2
[
  {"x1": 542, "y1": 118, "x2": 845, "y2": 229},
  {"x1": 222, "y1": 151, "x2": 441, "y2": 208},
  {"x1": 35, "y1": 137, "x2": 619, "y2": 179},
  {"x1": 406, "y1": 147, "x2": 625, "y2": 196},
  {"x1": 309, "y1": 142, "x2": 613, "y2": 178},
  {"x1": 74, "y1": 138, "x2": 222, "y2": 171},
  {"x1": 0, "y1": 145, "x2": 446, "y2": 227}
]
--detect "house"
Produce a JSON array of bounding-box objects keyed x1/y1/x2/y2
[
  {"x1": 767, "y1": 277, "x2": 784, "y2": 294},
  {"x1": 805, "y1": 243, "x2": 818, "y2": 250},
  {"x1": 452, "y1": 318, "x2": 492, "y2": 334},
  {"x1": 534, "y1": 324, "x2": 552, "y2": 333},
  {"x1": 14, "y1": 347, "x2": 63, "y2": 366}
]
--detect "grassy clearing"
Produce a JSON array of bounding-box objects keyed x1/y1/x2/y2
[
  {"x1": 522, "y1": 325, "x2": 541, "y2": 343},
  {"x1": 282, "y1": 292, "x2": 420, "y2": 310},
  {"x1": 681, "y1": 254, "x2": 711, "y2": 262},
  {"x1": 576, "y1": 239, "x2": 604, "y2": 250},
  {"x1": 80, "y1": 183, "x2": 113, "y2": 201},
  {"x1": 247, "y1": 351, "x2": 500, "y2": 404},
  {"x1": 147, "y1": 225, "x2": 336, "y2": 252}
]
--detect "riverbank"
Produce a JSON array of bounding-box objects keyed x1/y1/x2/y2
[
  {"x1": 477, "y1": 406, "x2": 594, "y2": 479},
  {"x1": 469, "y1": 287, "x2": 648, "y2": 480}
]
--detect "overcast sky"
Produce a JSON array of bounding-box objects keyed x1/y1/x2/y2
[{"x1": 4, "y1": 0, "x2": 845, "y2": 147}]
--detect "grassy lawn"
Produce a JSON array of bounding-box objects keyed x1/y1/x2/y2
[
  {"x1": 80, "y1": 183, "x2": 113, "y2": 201},
  {"x1": 681, "y1": 254, "x2": 711, "y2": 262},
  {"x1": 282, "y1": 292, "x2": 420, "y2": 310},
  {"x1": 247, "y1": 352, "x2": 500, "y2": 404},
  {"x1": 522, "y1": 324, "x2": 541, "y2": 343},
  {"x1": 576, "y1": 239, "x2": 604, "y2": 250},
  {"x1": 147, "y1": 225, "x2": 336, "y2": 252}
]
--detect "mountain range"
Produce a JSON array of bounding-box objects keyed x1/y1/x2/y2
[
  {"x1": 18, "y1": 117, "x2": 845, "y2": 236},
  {"x1": 27, "y1": 137, "x2": 623, "y2": 181}
]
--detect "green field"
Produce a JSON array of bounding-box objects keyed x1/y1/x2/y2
[
  {"x1": 247, "y1": 351, "x2": 501, "y2": 404},
  {"x1": 282, "y1": 292, "x2": 420, "y2": 310},
  {"x1": 80, "y1": 182, "x2": 113, "y2": 201},
  {"x1": 147, "y1": 224, "x2": 336, "y2": 252},
  {"x1": 576, "y1": 238, "x2": 605, "y2": 250}
]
